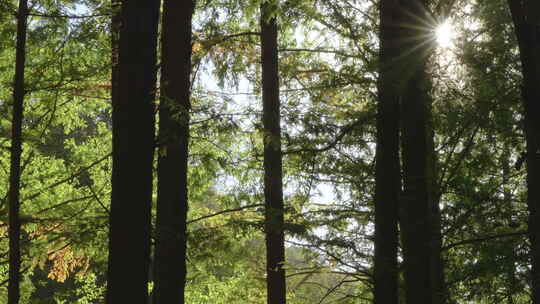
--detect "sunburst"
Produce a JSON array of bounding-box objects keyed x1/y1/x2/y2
[{"x1": 435, "y1": 21, "x2": 455, "y2": 48}]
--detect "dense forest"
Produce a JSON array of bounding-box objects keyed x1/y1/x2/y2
[{"x1": 0, "y1": 0, "x2": 539, "y2": 303}]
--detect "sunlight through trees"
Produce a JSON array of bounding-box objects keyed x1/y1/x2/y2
[{"x1": 0, "y1": 1, "x2": 538, "y2": 303}]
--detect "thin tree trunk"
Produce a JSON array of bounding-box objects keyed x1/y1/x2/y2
[
  {"x1": 502, "y1": 143, "x2": 518, "y2": 304},
  {"x1": 507, "y1": 1, "x2": 540, "y2": 302},
  {"x1": 374, "y1": 1, "x2": 400, "y2": 303},
  {"x1": 152, "y1": 1, "x2": 195, "y2": 303},
  {"x1": 260, "y1": 1, "x2": 286, "y2": 303},
  {"x1": 427, "y1": 100, "x2": 445, "y2": 304},
  {"x1": 400, "y1": 1, "x2": 433, "y2": 303},
  {"x1": 8, "y1": 1, "x2": 28, "y2": 303},
  {"x1": 106, "y1": 0, "x2": 160, "y2": 303},
  {"x1": 429, "y1": 197, "x2": 445, "y2": 304}
]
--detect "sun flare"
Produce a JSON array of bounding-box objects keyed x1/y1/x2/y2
[{"x1": 435, "y1": 21, "x2": 454, "y2": 48}]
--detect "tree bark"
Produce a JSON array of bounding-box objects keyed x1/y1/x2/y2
[
  {"x1": 8, "y1": 0, "x2": 28, "y2": 303},
  {"x1": 152, "y1": 1, "x2": 195, "y2": 303},
  {"x1": 507, "y1": 1, "x2": 540, "y2": 302},
  {"x1": 261, "y1": 2, "x2": 287, "y2": 303},
  {"x1": 106, "y1": 0, "x2": 160, "y2": 303},
  {"x1": 374, "y1": 1, "x2": 401, "y2": 304},
  {"x1": 399, "y1": 1, "x2": 433, "y2": 304}
]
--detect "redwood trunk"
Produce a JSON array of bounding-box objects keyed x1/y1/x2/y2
[
  {"x1": 8, "y1": 0, "x2": 28, "y2": 303},
  {"x1": 261, "y1": 2, "x2": 287, "y2": 303},
  {"x1": 374, "y1": 1, "x2": 400, "y2": 303},
  {"x1": 153, "y1": 0, "x2": 195, "y2": 303},
  {"x1": 400, "y1": 0, "x2": 433, "y2": 303},
  {"x1": 106, "y1": 0, "x2": 160, "y2": 303},
  {"x1": 507, "y1": 1, "x2": 540, "y2": 302}
]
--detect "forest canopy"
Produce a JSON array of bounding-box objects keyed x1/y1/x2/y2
[{"x1": 0, "y1": 0, "x2": 539, "y2": 303}]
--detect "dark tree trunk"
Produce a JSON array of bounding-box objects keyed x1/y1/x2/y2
[
  {"x1": 8, "y1": 1, "x2": 28, "y2": 303},
  {"x1": 427, "y1": 101, "x2": 446, "y2": 304},
  {"x1": 429, "y1": 195, "x2": 445, "y2": 304},
  {"x1": 507, "y1": 1, "x2": 540, "y2": 302},
  {"x1": 152, "y1": 1, "x2": 195, "y2": 303},
  {"x1": 502, "y1": 143, "x2": 519, "y2": 303},
  {"x1": 399, "y1": 1, "x2": 433, "y2": 304},
  {"x1": 106, "y1": 0, "x2": 160, "y2": 303},
  {"x1": 374, "y1": 1, "x2": 401, "y2": 304},
  {"x1": 260, "y1": 2, "x2": 287, "y2": 303},
  {"x1": 400, "y1": 51, "x2": 431, "y2": 304}
]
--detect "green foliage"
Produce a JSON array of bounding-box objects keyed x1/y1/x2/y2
[{"x1": 0, "y1": 0, "x2": 535, "y2": 303}]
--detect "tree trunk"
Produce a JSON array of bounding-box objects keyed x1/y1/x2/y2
[
  {"x1": 152, "y1": 1, "x2": 195, "y2": 303},
  {"x1": 507, "y1": 1, "x2": 540, "y2": 302},
  {"x1": 106, "y1": 0, "x2": 160, "y2": 303},
  {"x1": 427, "y1": 100, "x2": 445, "y2": 304},
  {"x1": 8, "y1": 1, "x2": 28, "y2": 303},
  {"x1": 260, "y1": 2, "x2": 287, "y2": 303},
  {"x1": 374, "y1": 1, "x2": 401, "y2": 304},
  {"x1": 399, "y1": 1, "x2": 433, "y2": 304}
]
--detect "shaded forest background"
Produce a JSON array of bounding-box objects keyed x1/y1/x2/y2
[{"x1": 0, "y1": 0, "x2": 539, "y2": 303}]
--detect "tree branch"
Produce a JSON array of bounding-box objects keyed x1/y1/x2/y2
[
  {"x1": 283, "y1": 114, "x2": 374, "y2": 155},
  {"x1": 443, "y1": 231, "x2": 527, "y2": 251},
  {"x1": 188, "y1": 203, "x2": 264, "y2": 224}
]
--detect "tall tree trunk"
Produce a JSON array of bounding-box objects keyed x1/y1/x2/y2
[
  {"x1": 507, "y1": 1, "x2": 540, "y2": 302},
  {"x1": 427, "y1": 100, "x2": 445, "y2": 304},
  {"x1": 106, "y1": 0, "x2": 160, "y2": 303},
  {"x1": 152, "y1": 1, "x2": 195, "y2": 303},
  {"x1": 400, "y1": 1, "x2": 433, "y2": 304},
  {"x1": 8, "y1": 1, "x2": 28, "y2": 303},
  {"x1": 502, "y1": 143, "x2": 518, "y2": 304},
  {"x1": 260, "y1": 1, "x2": 286, "y2": 303},
  {"x1": 374, "y1": 1, "x2": 401, "y2": 303}
]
